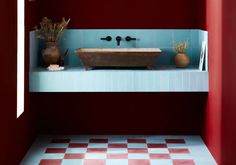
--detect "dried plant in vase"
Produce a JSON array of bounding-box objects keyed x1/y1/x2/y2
[
  {"x1": 35, "y1": 17, "x2": 70, "y2": 66},
  {"x1": 173, "y1": 41, "x2": 190, "y2": 68}
]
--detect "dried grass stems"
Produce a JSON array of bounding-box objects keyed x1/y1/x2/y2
[
  {"x1": 35, "y1": 17, "x2": 70, "y2": 42},
  {"x1": 173, "y1": 41, "x2": 189, "y2": 53}
]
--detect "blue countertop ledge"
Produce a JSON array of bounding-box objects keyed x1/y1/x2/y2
[{"x1": 29, "y1": 67, "x2": 208, "y2": 92}]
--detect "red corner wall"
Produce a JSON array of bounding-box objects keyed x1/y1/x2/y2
[
  {"x1": 204, "y1": 0, "x2": 222, "y2": 163},
  {"x1": 221, "y1": 0, "x2": 236, "y2": 164},
  {"x1": 205, "y1": 0, "x2": 236, "y2": 164}
]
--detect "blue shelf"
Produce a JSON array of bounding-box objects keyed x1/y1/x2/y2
[{"x1": 29, "y1": 67, "x2": 208, "y2": 92}]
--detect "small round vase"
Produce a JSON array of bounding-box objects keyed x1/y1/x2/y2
[
  {"x1": 42, "y1": 42, "x2": 60, "y2": 66},
  {"x1": 174, "y1": 53, "x2": 190, "y2": 68}
]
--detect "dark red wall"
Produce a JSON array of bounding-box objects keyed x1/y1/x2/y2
[
  {"x1": 31, "y1": 93, "x2": 207, "y2": 135},
  {"x1": 30, "y1": 0, "x2": 207, "y2": 135},
  {"x1": 35, "y1": 0, "x2": 201, "y2": 29},
  {"x1": 198, "y1": 0, "x2": 207, "y2": 29},
  {"x1": 0, "y1": 0, "x2": 36, "y2": 164}
]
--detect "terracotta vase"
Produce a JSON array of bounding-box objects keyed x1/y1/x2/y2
[
  {"x1": 174, "y1": 53, "x2": 190, "y2": 68},
  {"x1": 42, "y1": 42, "x2": 60, "y2": 66}
]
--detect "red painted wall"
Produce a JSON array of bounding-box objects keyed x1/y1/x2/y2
[
  {"x1": 221, "y1": 0, "x2": 236, "y2": 164},
  {"x1": 0, "y1": 0, "x2": 37, "y2": 164},
  {"x1": 35, "y1": 0, "x2": 200, "y2": 29},
  {"x1": 205, "y1": 0, "x2": 236, "y2": 164},
  {"x1": 204, "y1": 0, "x2": 222, "y2": 163}
]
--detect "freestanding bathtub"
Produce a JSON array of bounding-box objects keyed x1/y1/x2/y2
[{"x1": 75, "y1": 48, "x2": 162, "y2": 70}]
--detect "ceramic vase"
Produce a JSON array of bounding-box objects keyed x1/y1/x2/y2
[
  {"x1": 42, "y1": 42, "x2": 60, "y2": 66},
  {"x1": 174, "y1": 53, "x2": 190, "y2": 68}
]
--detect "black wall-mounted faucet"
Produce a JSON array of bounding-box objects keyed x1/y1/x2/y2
[
  {"x1": 100, "y1": 36, "x2": 112, "y2": 41},
  {"x1": 125, "y1": 36, "x2": 137, "y2": 42},
  {"x1": 116, "y1": 36, "x2": 122, "y2": 46}
]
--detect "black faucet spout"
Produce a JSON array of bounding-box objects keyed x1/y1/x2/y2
[
  {"x1": 101, "y1": 36, "x2": 112, "y2": 41},
  {"x1": 125, "y1": 36, "x2": 137, "y2": 42},
  {"x1": 116, "y1": 36, "x2": 122, "y2": 46}
]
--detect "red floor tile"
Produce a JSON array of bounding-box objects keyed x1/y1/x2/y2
[
  {"x1": 149, "y1": 153, "x2": 170, "y2": 159},
  {"x1": 169, "y1": 148, "x2": 190, "y2": 154},
  {"x1": 89, "y1": 139, "x2": 108, "y2": 143},
  {"x1": 51, "y1": 138, "x2": 70, "y2": 143},
  {"x1": 84, "y1": 159, "x2": 106, "y2": 165},
  {"x1": 107, "y1": 153, "x2": 128, "y2": 159},
  {"x1": 166, "y1": 139, "x2": 185, "y2": 144},
  {"x1": 173, "y1": 159, "x2": 195, "y2": 165},
  {"x1": 108, "y1": 144, "x2": 127, "y2": 148},
  {"x1": 68, "y1": 143, "x2": 88, "y2": 148},
  {"x1": 64, "y1": 153, "x2": 85, "y2": 159},
  {"x1": 45, "y1": 148, "x2": 66, "y2": 154},
  {"x1": 129, "y1": 159, "x2": 150, "y2": 165},
  {"x1": 87, "y1": 148, "x2": 107, "y2": 153},
  {"x1": 128, "y1": 139, "x2": 146, "y2": 143},
  {"x1": 128, "y1": 148, "x2": 148, "y2": 153},
  {"x1": 39, "y1": 159, "x2": 62, "y2": 165},
  {"x1": 147, "y1": 143, "x2": 167, "y2": 148}
]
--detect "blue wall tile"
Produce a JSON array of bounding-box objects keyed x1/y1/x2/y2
[{"x1": 173, "y1": 30, "x2": 191, "y2": 44}]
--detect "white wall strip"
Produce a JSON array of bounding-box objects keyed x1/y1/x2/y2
[{"x1": 17, "y1": 0, "x2": 25, "y2": 118}]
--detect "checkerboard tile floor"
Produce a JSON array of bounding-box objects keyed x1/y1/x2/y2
[{"x1": 21, "y1": 135, "x2": 217, "y2": 165}]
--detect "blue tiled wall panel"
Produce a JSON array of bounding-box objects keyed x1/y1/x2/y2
[{"x1": 30, "y1": 29, "x2": 208, "y2": 69}]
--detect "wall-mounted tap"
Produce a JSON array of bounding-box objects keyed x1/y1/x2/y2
[
  {"x1": 125, "y1": 36, "x2": 137, "y2": 42},
  {"x1": 100, "y1": 36, "x2": 112, "y2": 41},
  {"x1": 116, "y1": 36, "x2": 122, "y2": 46}
]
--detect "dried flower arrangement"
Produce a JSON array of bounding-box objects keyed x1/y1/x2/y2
[
  {"x1": 173, "y1": 41, "x2": 189, "y2": 53},
  {"x1": 35, "y1": 17, "x2": 70, "y2": 42}
]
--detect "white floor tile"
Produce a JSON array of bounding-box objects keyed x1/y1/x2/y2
[
  {"x1": 167, "y1": 143, "x2": 187, "y2": 148},
  {"x1": 150, "y1": 159, "x2": 173, "y2": 165},
  {"x1": 85, "y1": 153, "x2": 106, "y2": 159},
  {"x1": 148, "y1": 148, "x2": 169, "y2": 154},
  {"x1": 66, "y1": 148, "x2": 87, "y2": 154},
  {"x1": 62, "y1": 159, "x2": 83, "y2": 165},
  {"x1": 42, "y1": 153, "x2": 64, "y2": 159},
  {"x1": 128, "y1": 153, "x2": 149, "y2": 159},
  {"x1": 88, "y1": 143, "x2": 108, "y2": 148},
  {"x1": 170, "y1": 153, "x2": 193, "y2": 159},
  {"x1": 107, "y1": 148, "x2": 128, "y2": 154},
  {"x1": 128, "y1": 143, "x2": 147, "y2": 148},
  {"x1": 106, "y1": 159, "x2": 128, "y2": 165}
]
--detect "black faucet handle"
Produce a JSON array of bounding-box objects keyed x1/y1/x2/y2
[
  {"x1": 116, "y1": 36, "x2": 122, "y2": 46},
  {"x1": 101, "y1": 36, "x2": 112, "y2": 41},
  {"x1": 125, "y1": 36, "x2": 136, "y2": 42}
]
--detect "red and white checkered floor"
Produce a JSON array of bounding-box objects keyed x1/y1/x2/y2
[{"x1": 21, "y1": 135, "x2": 216, "y2": 165}]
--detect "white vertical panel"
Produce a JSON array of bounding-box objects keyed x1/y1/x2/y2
[{"x1": 17, "y1": 0, "x2": 25, "y2": 118}]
